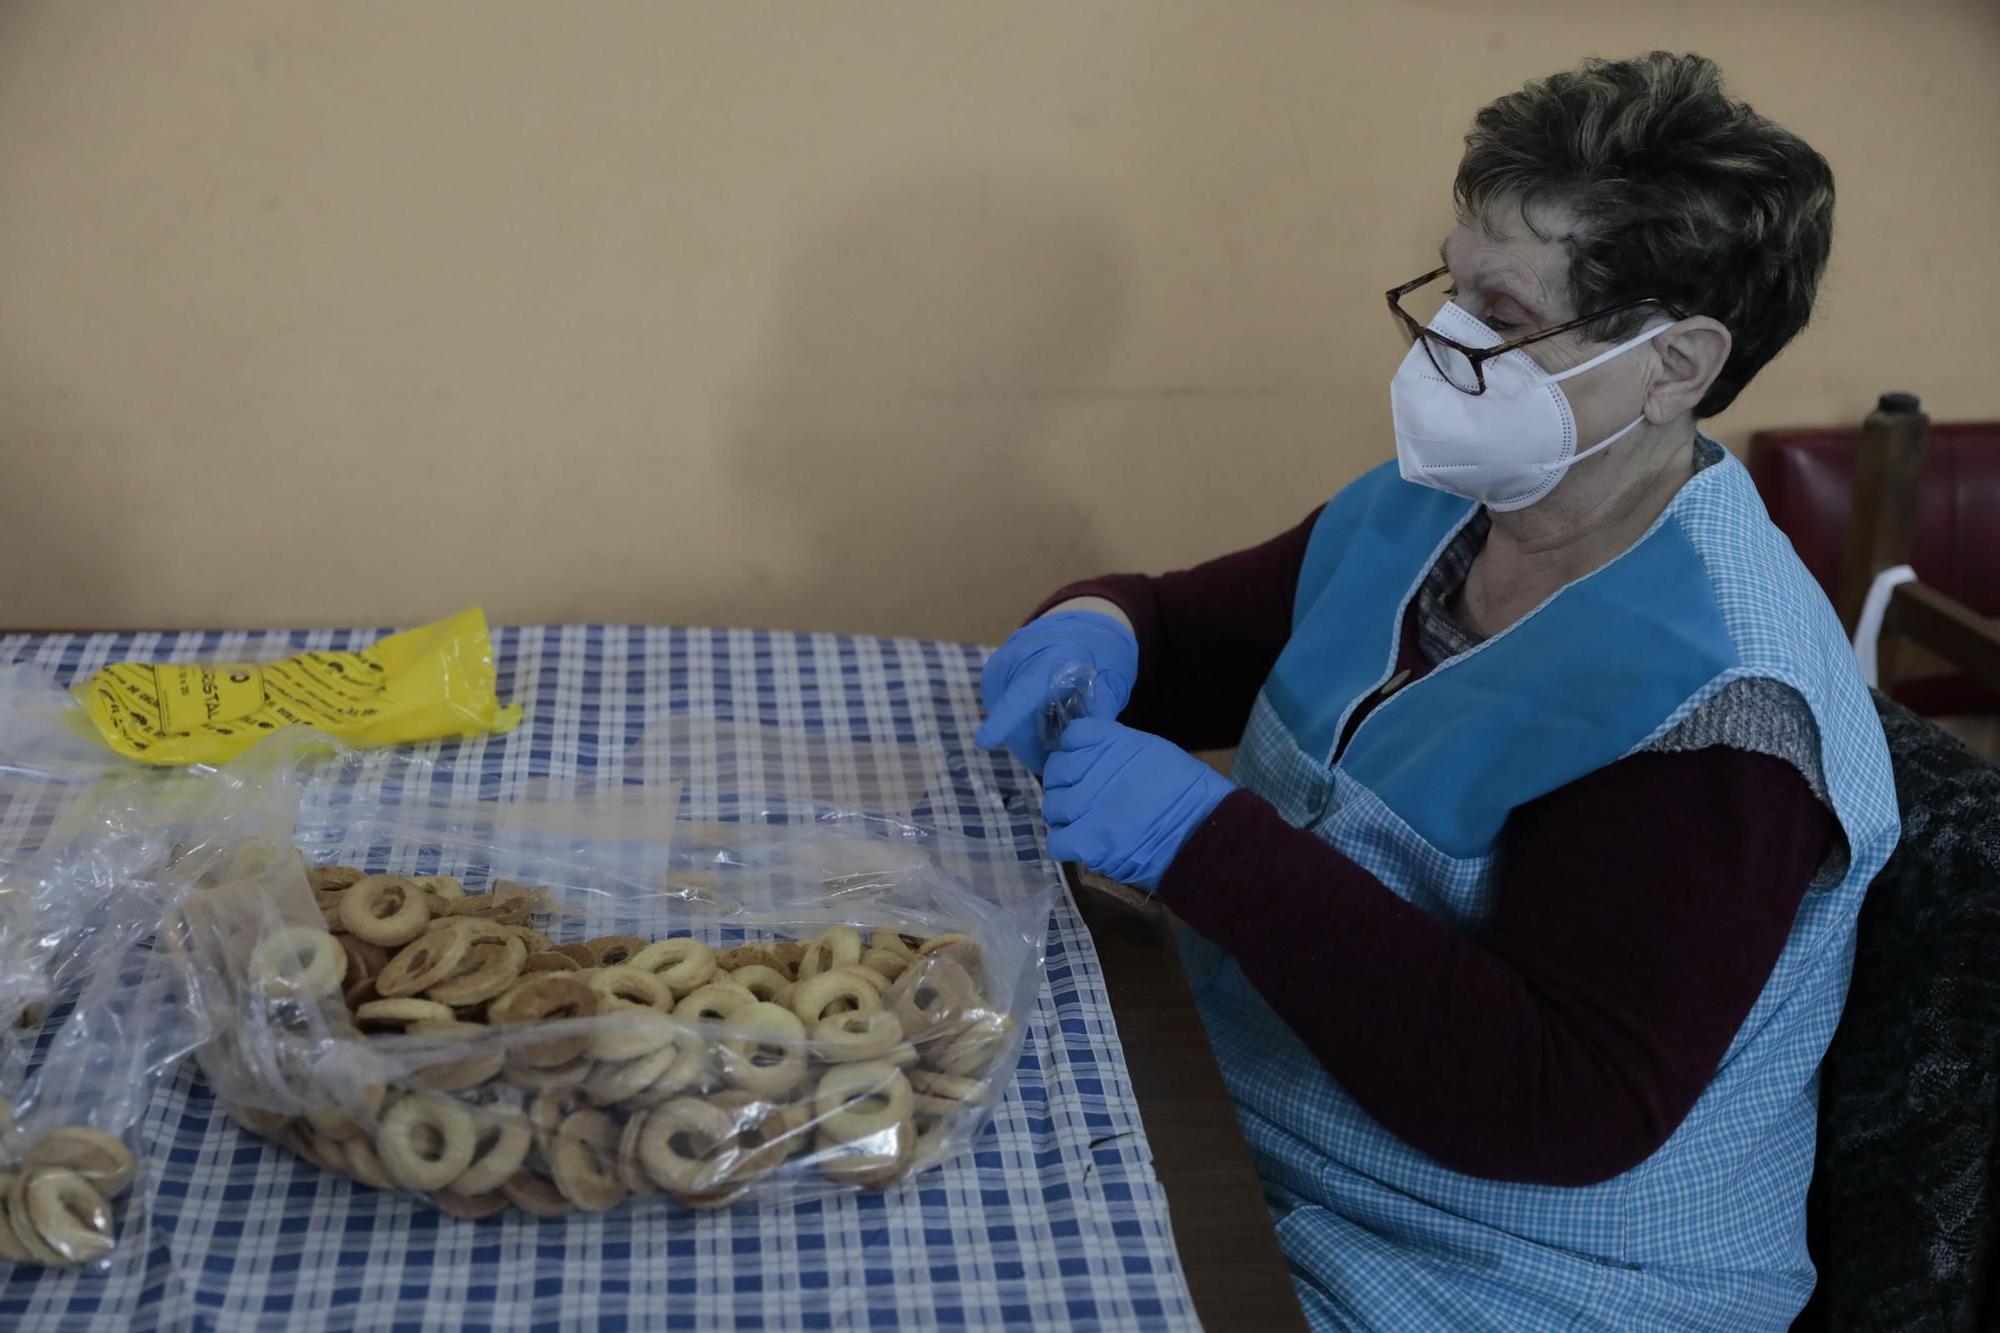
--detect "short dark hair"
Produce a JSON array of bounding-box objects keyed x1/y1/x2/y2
[{"x1": 1454, "y1": 52, "x2": 1834, "y2": 417}]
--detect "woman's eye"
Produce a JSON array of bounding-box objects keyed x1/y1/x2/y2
[{"x1": 1443, "y1": 285, "x2": 1518, "y2": 334}]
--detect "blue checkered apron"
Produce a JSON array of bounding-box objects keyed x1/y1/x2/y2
[
  {"x1": 0, "y1": 625, "x2": 1198, "y2": 1332},
  {"x1": 1182, "y1": 455, "x2": 1900, "y2": 1331}
]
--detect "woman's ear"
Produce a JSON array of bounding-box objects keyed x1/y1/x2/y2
[{"x1": 1645, "y1": 317, "x2": 1732, "y2": 423}]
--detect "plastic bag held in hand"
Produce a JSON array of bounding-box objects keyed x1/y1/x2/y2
[
  {"x1": 1041, "y1": 719, "x2": 1234, "y2": 892},
  {"x1": 974, "y1": 611, "x2": 1137, "y2": 775}
]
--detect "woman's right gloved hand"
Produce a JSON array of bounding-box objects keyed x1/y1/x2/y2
[{"x1": 975, "y1": 609, "x2": 1138, "y2": 776}]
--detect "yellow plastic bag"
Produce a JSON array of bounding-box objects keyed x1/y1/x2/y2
[{"x1": 75, "y1": 607, "x2": 523, "y2": 766}]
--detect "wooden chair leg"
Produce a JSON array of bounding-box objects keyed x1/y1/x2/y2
[{"x1": 1836, "y1": 392, "x2": 1930, "y2": 637}]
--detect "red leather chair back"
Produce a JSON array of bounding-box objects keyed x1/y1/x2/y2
[{"x1": 1748, "y1": 419, "x2": 2000, "y2": 715}]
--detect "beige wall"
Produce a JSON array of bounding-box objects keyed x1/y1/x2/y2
[{"x1": 3, "y1": 1, "x2": 1996, "y2": 641}]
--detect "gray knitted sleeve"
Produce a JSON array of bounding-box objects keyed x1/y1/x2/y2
[
  {"x1": 1644, "y1": 676, "x2": 1845, "y2": 881},
  {"x1": 1644, "y1": 678, "x2": 1829, "y2": 805}
]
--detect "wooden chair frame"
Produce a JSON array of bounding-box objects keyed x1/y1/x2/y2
[{"x1": 1836, "y1": 393, "x2": 2000, "y2": 696}]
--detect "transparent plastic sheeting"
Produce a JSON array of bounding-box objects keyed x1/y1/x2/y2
[{"x1": 0, "y1": 664, "x2": 1052, "y2": 1269}]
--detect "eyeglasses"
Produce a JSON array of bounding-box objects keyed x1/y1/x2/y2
[{"x1": 1385, "y1": 265, "x2": 1686, "y2": 395}]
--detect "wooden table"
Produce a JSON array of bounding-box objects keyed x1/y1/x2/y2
[{"x1": 1069, "y1": 870, "x2": 1308, "y2": 1332}]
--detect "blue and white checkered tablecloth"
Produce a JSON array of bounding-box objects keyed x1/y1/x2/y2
[{"x1": 0, "y1": 625, "x2": 1197, "y2": 1332}]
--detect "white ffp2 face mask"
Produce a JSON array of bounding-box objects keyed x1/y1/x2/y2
[{"x1": 1390, "y1": 301, "x2": 1669, "y2": 512}]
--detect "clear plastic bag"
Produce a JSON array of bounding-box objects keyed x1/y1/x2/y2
[
  {"x1": 1038, "y1": 660, "x2": 1098, "y2": 754},
  {"x1": 0, "y1": 664, "x2": 306, "y2": 1269},
  {"x1": 1037, "y1": 664, "x2": 1161, "y2": 919},
  {"x1": 0, "y1": 689, "x2": 1054, "y2": 1263}
]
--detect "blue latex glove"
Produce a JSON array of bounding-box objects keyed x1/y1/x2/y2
[
  {"x1": 1041, "y1": 718, "x2": 1235, "y2": 891},
  {"x1": 974, "y1": 610, "x2": 1137, "y2": 775}
]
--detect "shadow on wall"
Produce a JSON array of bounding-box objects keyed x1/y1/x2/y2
[{"x1": 724, "y1": 164, "x2": 1127, "y2": 645}]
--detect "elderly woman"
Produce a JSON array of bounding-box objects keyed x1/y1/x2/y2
[{"x1": 977, "y1": 52, "x2": 1896, "y2": 1331}]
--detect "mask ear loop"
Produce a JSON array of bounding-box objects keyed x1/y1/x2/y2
[
  {"x1": 1543, "y1": 319, "x2": 1675, "y2": 386},
  {"x1": 1539, "y1": 319, "x2": 1677, "y2": 467},
  {"x1": 1551, "y1": 412, "x2": 1649, "y2": 472}
]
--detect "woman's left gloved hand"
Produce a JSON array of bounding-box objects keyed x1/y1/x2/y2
[{"x1": 1041, "y1": 718, "x2": 1236, "y2": 891}]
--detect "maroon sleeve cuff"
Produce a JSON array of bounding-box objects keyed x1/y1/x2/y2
[{"x1": 1032, "y1": 575, "x2": 1162, "y2": 648}]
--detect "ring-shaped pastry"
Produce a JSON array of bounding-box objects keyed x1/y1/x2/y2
[
  {"x1": 550, "y1": 1109, "x2": 626, "y2": 1212},
  {"x1": 614, "y1": 1112, "x2": 656, "y2": 1195},
  {"x1": 4, "y1": 1174, "x2": 64, "y2": 1264},
  {"x1": 587, "y1": 935, "x2": 648, "y2": 968},
  {"x1": 227, "y1": 1104, "x2": 293, "y2": 1138},
  {"x1": 21, "y1": 1169, "x2": 115, "y2": 1264},
  {"x1": 915, "y1": 932, "x2": 983, "y2": 976},
  {"x1": 340, "y1": 876, "x2": 433, "y2": 948},
  {"x1": 406, "y1": 1019, "x2": 508, "y2": 1092},
  {"x1": 587, "y1": 965, "x2": 673, "y2": 1012},
  {"x1": 859, "y1": 948, "x2": 910, "y2": 981},
  {"x1": 907, "y1": 1068, "x2": 986, "y2": 1117},
  {"x1": 835, "y1": 964, "x2": 894, "y2": 995},
  {"x1": 309, "y1": 864, "x2": 365, "y2": 892},
  {"x1": 506, "y1": 924, "x2": 556, "y2": 953},
  {"x1": 713, "y1": 945, "x2": 784, "y2": 973},
  {"x1": 588, "y1": 992, "x2": 684, "y2": 1064},
  {"x1": 718, "y1": 1002, "x2": 808, "y2": 1098},
  {"x1": 770, "y1": 941, "x2": 808, "y2": 978},
  {"x1": 301, "y1": 1128, "x2": 350, "y2": 1175},
  {"x1": 250, "y1": 927, "x2": 347, "y2": 998},
  {"x1": 789, "y1": 971, "x2": 883, "y2": 1026},
  {"x1": 814, "y1": 1061, "x2": 914, "y2": 1144},
  {"x1": 502, "y1": 1052, "x2": 595, "y2": 1090},
  {"x1": 419, "y1": 874, "x2": 467, "y2": 902},
  {"x1": 890, "y1": 956, "x2": 979, "y2": 1038},
  {"x1": 355, "y1": 998, "x2": 456, "y2": 1031},
  {"x1": 376, "y1": 1092, "x2": 478, "y2": 1191},
  {"x1": 448, "y1": 1104, "x2": 531, "y2": 1196},
  {"x1": 868, "y1": 930, "x2": 920, "y2": 958},
  {"x1": 526, "y1": 1088, "x2": 585, "y2": 1155},
  {"x1": 636, "y1": 1097, "x2": 737, "y2": 1194},
  {"x1": 488, "y1": 974, "x2": 599, "y2": 1068},
  {"x1": 340, "y1": 1131, "x2": 395, "y2": 1190},
  {"x1": 373, "y1": 927, "x2": 471, "y2": 998},
  {"x1": 272, "y1": 1123, "x2": 322, "y2": 1170},
  {"x1": 706, "y1": 1091, "x2": 804, "y2": 1184},
  {"x1": 336, "y1": 935, "x2": 390, "y2": 985},
  {"x1": 927, "y1": 1012, "x2": 1016, "y2": 1078},
  {"x1": 796, "y1": 926, "x2": 864, "y2": 980},
  {"x1": 22, "y1": 1127, "x2": 137, "y2": 1198},
  {"x1": 0, "y1": 1187, "x2": 37, "y2": 1264},
  {"x1": 672, "y1": 1180, "x2": 750, "y2": 1209},
  {"x1": 304, "y1": 1083, "x2": 387, "y2": 1142},
  {"x1": 629, "y1": 937, "x2": 716, "y2": 996},
  {"x1": 910, "y1": 1110, "x2": 955, "y2": 1171},
  {"x1": 443, "y1": 888, "x2": 543, "y2": 925},
  {"x1": 811, "y1": 1122, "x2": 915, "y2": 1191},
  {"x1": 521, "y1": 950, "x2": 579, "y2": 975},
  {"x1": 673, "y1": 980, "x2": 758, "y2": 1023},
  {"x1": 587, "y1": 1032, "x2": 707, "y2": 1108},
  {"x1": 445, "y1": 918, "x2": 518, "y2": 949},
  {"x1": 812, "y1": 1009, "x2": 905, "y2": 1064},
  {"x1": 499, "y1": 1171, "x2": 574, "y2": 1217},
  {"x1": 727, "y1": 964, "x2": 792, "y2": 1005},
  {"x1": 424, "y1": 936, "x2": 527, "y2": 1008},
  {"x1": 430, "y1": 1189, "x2": 508, "y2": 1220}
]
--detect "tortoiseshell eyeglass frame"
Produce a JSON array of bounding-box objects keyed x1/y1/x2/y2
[{"x1": 1385, "y1": 264, "x2": 1687, "y2": 394}]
